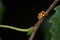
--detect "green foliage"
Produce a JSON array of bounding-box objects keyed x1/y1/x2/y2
[
  {"x1": 0, "y1": 6, "x2": 4, "y2": 13},
  {"x1": 27, "y1": 27, "x2": 33, "y2": 35},
  {"x1": 0, "y1": 0, "x2": 5, "y2": 24},
  {"x1": 0, "y1": 0, "x2": 5, "y2": 13},
  {"x1": 49, "y1": 5, "x2": 60, "y2": 40}
]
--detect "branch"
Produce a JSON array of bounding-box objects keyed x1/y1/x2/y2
[
  {"x1": 28, "y1": 0, "x2": 60, "y2": 40},
  {"x1": 0, "y1": 25, "x2": 33, "y2": 32}
]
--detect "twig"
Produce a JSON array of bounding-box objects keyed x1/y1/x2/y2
[
  {"x1": 0, "y1": 25, "x2": 33, "y2": 32},
  {"x1": 46, "y1": 0, "x2": 60, "y2": 15},
  {"x1": 28, "y1": 0, "x2": 60, "y2": 40}
]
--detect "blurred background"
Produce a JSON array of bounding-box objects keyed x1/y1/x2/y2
[{"x1": 0, "y1": 0, "x2": 60, "y2": 40}]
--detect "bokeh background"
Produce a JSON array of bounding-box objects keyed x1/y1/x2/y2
[{"x1": 0, "y1": 0, "x2": 60, "y2": 40}]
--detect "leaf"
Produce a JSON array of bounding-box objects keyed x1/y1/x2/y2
[
  {"x1": 49, "y1": 5, "x2": 60, "y2": 40},
  {"x1": 0, "y1": 0, "x2": 5, "y2": 24},
  {"x1": 0, "y1": 1, "x2": 5, "y2": 13},
  {"x1": 27, "y1": 27, "x2": 33, "y2": 35}
]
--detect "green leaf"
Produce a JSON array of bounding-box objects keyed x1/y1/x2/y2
[
  {"x1": 0, "y1": 1, "x2": 5, "y2": 13},
  {"x1": 0, "y1": 0, "x2": 5, "y2": 24},
  {"x1": 27, "y1": 27, "x2": 33, "y2": 35},
  {"x1": 49, "y1": 5, "x2": 60, "y2": 40}
]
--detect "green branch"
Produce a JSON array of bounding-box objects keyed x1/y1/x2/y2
[{"x1": 0, "y1": 25, "x2": 33, "y2": 32}]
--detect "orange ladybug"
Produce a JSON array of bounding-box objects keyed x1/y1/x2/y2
[{"x1": 37, "y1": 11, "x2": 46, "y2": 20}]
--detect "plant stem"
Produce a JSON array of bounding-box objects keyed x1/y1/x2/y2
[
  {"x1": 0, "y1": 25, "x2": 33, "y2": 32},
  {"x1": 29, "y1": 18, "x2": 44, "y2": 40},
  {"x1": 28, "y1": 0, "x2": 60, "y2": 40},
  {"x1": 46, "y1": 0, "x2": 59, "y2": 15}
]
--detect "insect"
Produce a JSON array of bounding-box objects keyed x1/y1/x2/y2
[{"x1": 37, "y1": 11, "x2": 46, "y2": 20}]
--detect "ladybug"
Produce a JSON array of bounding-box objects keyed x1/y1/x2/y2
[{"x1": 37, "y1": 11, "x2": 46, "y2": 20}]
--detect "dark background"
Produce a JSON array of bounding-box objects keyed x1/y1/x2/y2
[{"x1": 0, "y1": 0, "x2": 60, "y2": 40}]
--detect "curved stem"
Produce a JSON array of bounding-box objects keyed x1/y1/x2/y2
[{"x1": 0, "y1": 25, "x2": 33, "y2": 32}]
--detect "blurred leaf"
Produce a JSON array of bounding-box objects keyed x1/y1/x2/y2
[
  {"x1": 0, "y1": 1, "x2": 5, "y2": 13},
  {"x1": 27, "y1": 27, "x2": 33, "y2": 35},
  {"x1": 49, "y1": 5, "x2": 60, "y2": 40},
  {"x1": 0, "y1": 0, "x2": 5, "y2": 24},
  {"x1": 0, "y1": 6, "x2": 5, "y2": 13}
]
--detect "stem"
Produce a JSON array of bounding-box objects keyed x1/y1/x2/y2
[
  {"x1": 0, "y1": 25, "x2": 33, "y2": 32},
  {"x1": 46, "y1": 0, "x2": 59, "y2": 15},
  {"x1": 29, "y1": 18, "x2": 44, "y2": 40},
  {"x1": 28, "y1": 0, "x2": 60, "y2": 40}
]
